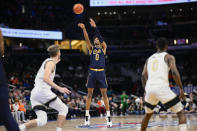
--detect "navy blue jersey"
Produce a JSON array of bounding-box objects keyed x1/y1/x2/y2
[{"x1": 89, "y1": 46, "x2": 105, "y2": 69}]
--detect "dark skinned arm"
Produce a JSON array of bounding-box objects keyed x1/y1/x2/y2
[
  {"x1": 89, "y1": 18, "x2": 108, "y2": 54},
  {"x1": 141, "y1": 62, "x2": 148, "y2": 91},
  {"x1": 78, "y1": 23, "x2": 93, "y2": 51},
  {"x1": 165, "y1": 54, "x2": 184, "y2": 99}
]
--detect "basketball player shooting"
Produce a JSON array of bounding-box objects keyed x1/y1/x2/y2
[
  {"x1": 0, "y1": 29, "x2": 20, "y2": 131},
  {"x1": 78, "y1": 18, "x2": 112, "y2": 127},
  {"x1": 141, "y1": 38, "x2": 187, "y2": 131},
  {"x1": 19, "y1": 45, "x2": 71, "y2": 131}
]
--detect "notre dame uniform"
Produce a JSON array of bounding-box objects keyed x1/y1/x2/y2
[{"x1": 86, "y1": 46, "x2": 108, "y2": 88}]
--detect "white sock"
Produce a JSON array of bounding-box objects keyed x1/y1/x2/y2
[
  {"x1": 179, "y1": 124, "x2": 187, "y2": 131},
  {"x1": 107, "y1": 111, "x2": 110, "y2": 117},
  {"x1": 19, "y1": 124, "x2": 26, "y2": 131},
  {"x1": 86, "y1": 110, "x2": 89, "y2": 116},
  {"x1": 56, "y1": 127, "x2": 62, "y2": 131}
]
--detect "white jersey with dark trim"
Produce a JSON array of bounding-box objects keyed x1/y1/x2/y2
[
  {"x1": 146, "y1": 52, "x2": 169, "y2": 87},
  {"x1": 34, "y1": 58, "x2": 56, "y2": 90}
]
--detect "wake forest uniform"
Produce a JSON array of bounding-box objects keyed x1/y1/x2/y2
[
  {"x1": 144, "y1": 52, "x2": 183, "y2": 113},
  {"x1": 31, "y1": 58, "x2": 67, "y2": 115},
  {"x1": 86, "y1": 46, "x2": 108, "y2": 89}
]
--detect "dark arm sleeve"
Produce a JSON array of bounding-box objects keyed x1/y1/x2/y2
[{"x1": 0, "y1": 58, "x2": 8, "y2": 88}]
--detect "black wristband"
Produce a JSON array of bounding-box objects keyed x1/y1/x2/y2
[{"x1": 93, "y1": 27, "x2": 104, "y2": 43}]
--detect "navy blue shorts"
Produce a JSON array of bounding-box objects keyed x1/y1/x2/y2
[{"x1": 86, "y1": 70, "x2": 108, "y2": 88}]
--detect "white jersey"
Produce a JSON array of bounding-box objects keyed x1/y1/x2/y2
[
  {"x1": 145, "y1": 52, "x2": 183, "y2": 114},
  {"x1": 34, "y1": 58, "x2": 56, "y2": 90},
  {"x1": 146, "y1": 52, "x2": 169, "y2": 87}
]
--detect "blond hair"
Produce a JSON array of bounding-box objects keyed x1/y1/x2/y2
[{"x1": 47, "y1": 45, "x2": 60, "y2": 57}]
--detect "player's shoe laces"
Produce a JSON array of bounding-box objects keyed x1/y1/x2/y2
[
  {"x1": 84, "y1": 115, "x2": 90, "y2": 126},
  {"x1": 106, "y1": 116, "x2": 112, "y2": 127}
]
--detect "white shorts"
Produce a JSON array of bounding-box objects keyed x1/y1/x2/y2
[
  {"x1": 30, "y1": 88, "x2": 68, "y2": 116},
  {"x1": 30, "y1": 88, "x2": 57, "y2": 108},
  {"x1": 145, "y1": 85, "x2": 183, "y2": 113}
]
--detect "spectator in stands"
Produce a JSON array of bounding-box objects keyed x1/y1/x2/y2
[
  {"x1": 9, "y1": 98, "x2": 15, "y2": 118},
  {"x1": 78, "y1": 98, "x2": 86, "y2": 109},
  {"x1": 11, "y1": 76, "x2": 19, "y2": 85},
  {"x1": 13, "y1": 100, "x2": 20, "y2": 123},
  {"x1": 120, "y1": 91, "x2": 129, "y2": 115},
  {"x1": 109, "y1": 97, "x2": 118, "y2": 115},
  {"x1": 97, "y1": 97, "x2": 105, "y2": 118},
  {"x1": 24, "y1": 91, "x2": 30, "y2": 102},
  {"x1": 190, "y1": 93, "x2": 194, "y2": 102},
  {"x1": 9, "y1": 92, "x2": 15, "y2": 103},
  {"x1": 134, "y1": 97, "x2": 142, "y2": 115},
  {"x1": 23, "y1": 79, "x2": 29, "y2": 88},
  {"x1": 107, "y1": 88, "x2": 113, "y2": 97},
  {"x1": 75, "y1": 98, "x2": 83, "y2": 117},
  {"x1": 18, "y1": 100, "x2": 26, "y2": 122},
  {"x1": 186, "y1": 101, "x2": 197, "y2": 113},
  {"x1": 128, "y1": 103, "x2": 135, "y2": 114},
  {"x1": 67, "y1": 99, "x2": 78, "y2": 118},
  {"x1": 24, "y1": 100, "x2": 32, "y2": 111}
]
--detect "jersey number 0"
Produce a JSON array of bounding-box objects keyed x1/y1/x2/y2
[
  {"x1": 95, "y1": 54, "x2": 99, "y2": 61},
  {"x1": 152, "y1": 59, "x2": 159, "y2": 72}
]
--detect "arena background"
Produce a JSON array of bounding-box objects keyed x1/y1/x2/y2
[{"x1": 0, "y1": 0, "x2": 197, "y2": 126}]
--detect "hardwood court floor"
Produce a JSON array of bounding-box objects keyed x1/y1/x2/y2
[{"x1": 1, "y1": 114, "x2": 197, "y2": 131}]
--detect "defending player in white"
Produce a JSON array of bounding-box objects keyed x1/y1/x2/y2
[
  {"x1": 141, "y1": 38, "x2": 187, "y2": 131},
  {"x1": 19, "y1": 45, "x2": 71, "y2": 131}
]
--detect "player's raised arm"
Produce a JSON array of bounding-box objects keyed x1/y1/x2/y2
[
  {"x1": 78, "y1": 23, "x2": 93, "y2": 51},
  {"x1": 0, "y1": 29, "x2": 4, "y2": 56},
  {"x1": 165, "y1": 54, "x2": 184, "y2": 99},
  {"x1": 44, "y1": 61, "x2": 71, "y2": 94},
  {"x1": 89, "y1": 18, "x2": 107, "y2": 55},
  {"x1": 141, "y1": 62, "x2": 148, "y2": 90}
]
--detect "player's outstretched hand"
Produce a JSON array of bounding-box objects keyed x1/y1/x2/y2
[
  {"x1": 179, "y1": 88, "x2": 185, "y2": 100},
  {"x1": 90, "y1": 18, "x2": 96, "y2": 28},
  {"x1": 78, "y1": 23, "x2": 85, "y2": 29},
  {"x1": 59, "y1": 87, "x2": 71, "y2": 94}
]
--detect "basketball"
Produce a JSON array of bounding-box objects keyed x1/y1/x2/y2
[{"x1": 73, "y1": 4, "x2": 84, "y2": 14}]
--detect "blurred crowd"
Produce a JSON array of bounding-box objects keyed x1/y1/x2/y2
[
  {"x1": 2, "y1": 51, "x2": 196, "y2": 123},
  {"x1": 7, "y1": 85, "x2": 197, "y2": 123}
]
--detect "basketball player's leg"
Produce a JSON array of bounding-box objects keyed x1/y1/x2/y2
[
  {"x1": 141, "y1": 113, "x2": 153, "y2": 131},
  {"x1": 141, "y1": 92, "x2": 158, "y2": 131},
  {"x1": 159, "y1": 88, "x2": 187, "y2": 131},
  {"x1": 98, "y1": 72, "x2": 112, "y2": 127},
  {"x1": 86, "y1": 88, "x2": 94, "y2": 111},
  {"x1": 100, "y1": 88, "x2": 110, "y2": 113},
  {"x1": 98, "y1": 72, "x2": 110, "y2": 114},
  {"x1": 167, "y1": 99, "x2": 186, "y2": 130},
  {"x1": 100, "y1": 88, "x2": 112, "y2": 127},
  {"x1": 49, "y1": 97, "x2": 68, "y2": 131},
  {"x1": 97, "y1": 72, "x2": 109, "y2": 111},
  {"x1": 0, "y1": 86, "x2": 20, "y2": 131},
  {"x1": 19, "y1": 96, "x2": 48, "y2": 131},
  {"x1": 84, "y1": 88, "x2": 94, "y2": 126},
  {"x1": 177, "y1": 110, "x2": 187, "y2": 130},
  {"x1": 85, "y1": 71, "x2": 95, "y2": 118},
  {"x1": 19, "y1": 108, "x2": 48, "y2": 131}
]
